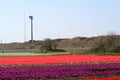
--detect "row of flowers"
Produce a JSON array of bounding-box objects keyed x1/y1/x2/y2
[
  {"x1": 0, "y1": 63, "x2": 120, "y2": 79},
  {"x1": 0, "y1": 55, "x2": 120, "y2": 65},
  {"x1": 79, "y1": 77, "x2": 120, "y2": 80}
]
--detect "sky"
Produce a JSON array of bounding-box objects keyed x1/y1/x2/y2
[{"x1": 0, "y1": 0, "x2": 120, "y2": 43}]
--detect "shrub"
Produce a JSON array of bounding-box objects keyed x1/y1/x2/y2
[
  {"x1": 91, "y1": 33, "x2": 120, "y2": 53},
  {"x1": 40, "y1": 38, "x2": 59, "y2": 52}
]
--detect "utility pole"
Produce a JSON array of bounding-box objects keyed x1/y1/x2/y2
[
  {"x1": 0, "y1": 39, "x2": 2, "y2": 53},
  {"x1": 29, "y1": 16, "x2": 33, "y2": 42},
  {"x1": 24, "y1": 13, "x2": 26, "y2": 42}
]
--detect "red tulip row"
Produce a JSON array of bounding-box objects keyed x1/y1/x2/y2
[
  {"x1": 0, "y1": 55, "x2": 120, "y2": 65},
  {"x1": 80, "y1": 77, "x2": 120, "y2": 80}
]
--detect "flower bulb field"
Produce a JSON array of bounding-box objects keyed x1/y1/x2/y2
[{"x1": 0, "y1": 53, "x2": 120, "y2": 79}]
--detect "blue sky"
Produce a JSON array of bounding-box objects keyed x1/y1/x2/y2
[{"x1": 0, "y1": 0, "x2": 120, "y2": 43}]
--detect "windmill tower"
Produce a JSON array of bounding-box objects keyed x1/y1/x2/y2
[{"x1": 29, "y1": 16, "x2": 34, "y2": 42}]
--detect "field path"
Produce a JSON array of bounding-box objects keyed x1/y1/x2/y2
[{"x1": 0, "y1": 55, "x2": 120, "y2": 65}]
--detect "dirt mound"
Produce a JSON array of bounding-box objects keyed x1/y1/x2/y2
[{"x1": 0, "y1": 36, "x2": 107, "y2": 51}]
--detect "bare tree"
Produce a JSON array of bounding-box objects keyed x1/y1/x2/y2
[{"x1": 41, "y1": 38, "x2": 52, "y2": 52}]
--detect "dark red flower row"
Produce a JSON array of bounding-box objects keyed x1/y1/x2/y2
[{"x1": 0, "y1": 63, "x2": 120, "y2": 79}]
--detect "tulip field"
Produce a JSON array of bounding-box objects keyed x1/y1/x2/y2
[{"x1": 0, "y1": 54, "x2": 120, "y2": 79}]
